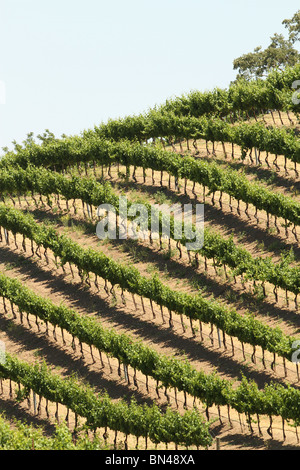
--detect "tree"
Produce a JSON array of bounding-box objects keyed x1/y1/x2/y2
[
  {"x1": 282, "y1": 10, "x2": 300, "y2": 44},
  {"x1": 233, "y1": 11, "x2": 300, "y2": 81}
]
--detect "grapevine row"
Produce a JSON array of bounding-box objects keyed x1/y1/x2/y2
[
  {"x1": 0, "y1": 352, "x2": 213, "y2": 448},
  {"x1": 1, "y1": 271, "x2": 300, "y2": 436},
  {"x1": 89, "y1": 112, "x2": 300, "y2": 170},
  {"x1": 0, "y1": 204, "x2": 296, "y2": 364},
  {"x1": 2, "y1": 165, "x2": 300, "y2": 303},
  {"x1": 3, "y1": 136, "x2": 300, "y2": 231},
  {"x1": 4, "y1": 114, "x2": 300, "y2": 170},
  {"x1": 157, "y1": 63, "x2": 300, "y2": 119},
  {"x1": 0, "y1": 414, "x2": 107, "y2": 450}
]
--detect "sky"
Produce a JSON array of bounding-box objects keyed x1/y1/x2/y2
[{"x1": 0, "y1": 0, "x2": 299, "y2": 152}]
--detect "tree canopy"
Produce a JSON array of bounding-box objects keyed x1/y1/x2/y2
[{"x1": 233, "y1": 10, "x2": 300, "y2": 81}]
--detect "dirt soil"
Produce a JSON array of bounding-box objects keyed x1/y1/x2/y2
[{"x1": 1, "y1": 112, "x2": 300, "y2": 450}]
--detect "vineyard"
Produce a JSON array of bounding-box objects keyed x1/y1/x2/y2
[{"x1": 1, "y1": 64, "x2": 300, "y2": 450}]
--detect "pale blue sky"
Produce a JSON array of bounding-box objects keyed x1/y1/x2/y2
[{"x1": 0, "y1": 0, "x2": 299, "y2": 152}]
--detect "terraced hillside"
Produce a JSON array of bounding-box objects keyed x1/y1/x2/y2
[{"x1": 1, "y1": 65, "x2": 300, "y2": 450}]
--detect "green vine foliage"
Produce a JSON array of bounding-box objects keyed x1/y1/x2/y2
[
  {"x1": 0, "y1": 205, "x2": 296, "y2": 360},
  {"x1": 0, "y1": 414, "x2": 108, "y2": 450},
  {"x1": 0, "y1": 164, "x2": 298, "y2": 296},
  {"x1": 2, "y1": 135, "x2": 300, "y2": 227},
  {"x1": 0, "y1": 354, "x2": 213, "y2": 448}
]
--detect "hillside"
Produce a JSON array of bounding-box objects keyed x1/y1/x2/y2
[{"x1": 0, "y1": 66, "x2": 300, "y2": 450}]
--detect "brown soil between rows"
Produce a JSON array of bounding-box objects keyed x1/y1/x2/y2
[
  {"x1": 5, "y1": 192, "x2": 300, "y2": 346},
  {"x1": 2, "y1": 226, "x2": 300, "y2": 450},
  {"x1": 0, "y1": 235, "x2": 293, "y2": 389},
  {"x1": 166, "y1": 110, "x2": 300, "y2": 199},
  {"x1": 39, "y1": 164, "x2": 300, "y2": 336},
  {"x1": 80, "y1": 161, "x2": 300, "y2": 263},
  {"x1": 0, "y1": 294, "x2": 299, "y2": 451},
  {"x1": 2, "y1": 118, "x2": 300, "y2": 449}
]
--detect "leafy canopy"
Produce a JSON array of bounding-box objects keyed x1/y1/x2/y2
[{"x1": 233, "y1": 10, "x2": 300, "y2": 81}]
